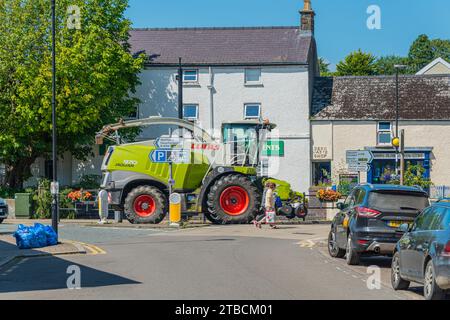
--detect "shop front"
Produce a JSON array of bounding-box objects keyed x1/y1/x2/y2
[{"x1": 366, "y1": 147, "x2": 432, "y2": 184}]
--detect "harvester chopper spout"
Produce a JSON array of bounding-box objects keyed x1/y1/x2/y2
[{"x1": 95, "y1": 116, "x2": 216, "y2": 146}]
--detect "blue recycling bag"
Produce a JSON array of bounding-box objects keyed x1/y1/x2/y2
[
  {"x1": 13, "y1": 224, "x2": 58, "y2": 249},
  {"x1": 43, "y1": 225, "x2": 58, "y2": 246}
]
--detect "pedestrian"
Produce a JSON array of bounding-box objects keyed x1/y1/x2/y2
[{"x1": 254, "y1": 182, "x2": 277, "y2": 229}]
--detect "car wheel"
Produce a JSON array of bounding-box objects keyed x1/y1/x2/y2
[
  {"x1": 328, "y1": 229, "x2": 345, "y2": 258},
  {"x1": 424, "y1": 260, "x2": 446, "y2": 300},
  {"x1": 346, "y1": 235, "x2": 360, "y2": 265},
  {"x1": 0, "y1": 219, "x2": 3, "y2": 224},
  {"x1": 391, "y1": 252, "x2": 410, "y2": 290}
]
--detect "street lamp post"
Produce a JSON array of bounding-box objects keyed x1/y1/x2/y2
[
  {"x1": 51, "y1": 0, "x2": 59, "y2": 234},
  {"x1": 394, "y1": 64, "x2": 407, "y2": 184}
]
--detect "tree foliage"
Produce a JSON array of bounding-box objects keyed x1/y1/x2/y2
[
  {"x1": 336, "y1": 49, "x2": 377, "y2": 76},
  {"x1": 374, "y1": 55, "x2": 410, "y2": 75},
  {"x1": 318, "y1": 57, "x2": 330, "y2": 75},
  {"x1": 0, "y1": 0, "x2": 144, "y2": 188},
  {"x1": 328, "y1": 35, "x2": 449, "y2": 77},
  {"x1": 408, "y1": 34, "x2": 434, "y2": 73}
]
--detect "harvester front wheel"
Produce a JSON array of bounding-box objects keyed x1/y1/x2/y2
[
  {"x1": 207, "y1": 175, "x2": 260, "y2": 224},
  {"x1": 124, "y1": 186, "x2": 167, "y2": 224}
]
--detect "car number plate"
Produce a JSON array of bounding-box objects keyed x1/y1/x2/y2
[{"x1": 388, "y1": 221, "x2": 404, "y2": 228}]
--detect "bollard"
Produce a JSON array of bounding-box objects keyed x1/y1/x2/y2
[
  {"x1": 98, "y1": 189, "x2": 109, "y2": 224},
  {"x1": 169, "y1": 193, "x2": 182, "y2": 227},
  {"x1": 114, "y1": 211, "x2": 123, "y2": 223}
]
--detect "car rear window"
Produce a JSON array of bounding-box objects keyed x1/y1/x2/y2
[{"x1": 368, "y1": 191, "x2": 429, "y2": 212}]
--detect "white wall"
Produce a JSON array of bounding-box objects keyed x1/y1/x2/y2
[{"x1": 135, "y1": 65, "x2": 312, "y2": 192}]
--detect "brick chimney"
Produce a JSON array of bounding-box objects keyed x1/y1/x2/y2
[{"x1": 300, "y1": 0, "x2": 315, "y2": 35}]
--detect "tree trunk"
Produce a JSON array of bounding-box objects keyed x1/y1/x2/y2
[{"x1": 3, "y1": 157, "x2": 37, "y2": 189}]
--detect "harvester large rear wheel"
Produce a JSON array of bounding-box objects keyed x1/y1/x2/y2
[
  {"x1": 206, "y1": 175, "x2": 261, "y2": 224},
  {"x1": 124, "y1": 186, "x2": 167, "y2": 224}
]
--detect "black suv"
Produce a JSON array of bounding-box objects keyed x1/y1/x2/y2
[{"x1": 328, "y1": 184, "x2": 429, "y2": 265}]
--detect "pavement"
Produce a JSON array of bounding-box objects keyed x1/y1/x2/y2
[
  {"x1": 0, "y1": 234, "x2": 87, "y2": 269},
  {"x1": 0, "y1": 220, "x2": 431, "y2": 300}
]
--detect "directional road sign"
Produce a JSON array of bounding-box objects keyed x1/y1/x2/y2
[
  {"x1": 155, "y1": 136, "x2": 182, "y2": 149},
  {"x1": 346, "y1": 150, "x2": 374, "y2": 172},
  {"x1": 150, "y1": 149, "x2": 190, "y2": 164}
]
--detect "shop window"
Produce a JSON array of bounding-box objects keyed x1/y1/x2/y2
[
  {"x1": 377, "y1": 122, "x2": 393, "y2": 146},
  {"x1": 313, "y1": 162, "x2": 332, "y2": 186}
]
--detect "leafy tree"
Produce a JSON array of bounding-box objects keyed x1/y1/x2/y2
[
  {"x1": 0, "y1": 0, "x2": 145, "y2": 188},
  {"x1": 431, "y1": 39, "x2": 450, "y2": 61},
  {"x1": 336, "y1": 49, "x2": 377, "y2": 76},
  {"x1": 408, "y1": 34, "x2": 434, "y2": 73},
  {"x1": 374, "y1": 55, "x2": 411, "y2": 75},
  {"x1": 403, "y1": 164, "x2": 432, "y2": 189},
  {"x1": 319, "y1": 57, "x2": 330, "y2": 75}
]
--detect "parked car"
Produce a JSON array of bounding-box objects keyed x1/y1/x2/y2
[
  {"x1": 0, "y1": 197, "x2": 8, "y2": 223},
  {"x1": 328, "y1": 184, "x2": 429, "y2": 265},
  {"x1": 391, "y1": 201, "x2": 450, "y2": 300}
]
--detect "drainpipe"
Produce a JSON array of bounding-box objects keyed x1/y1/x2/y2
[{"x1": 207, "y1": 66, "x2": 215, "y2": 135}]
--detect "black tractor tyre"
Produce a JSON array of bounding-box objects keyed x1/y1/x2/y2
[
  {"x1": 206, "y1": 174, "x2": 261, "y2": 224},
  {"x1": 124, "y1": 186, "x2": 167, "y2": 224}
]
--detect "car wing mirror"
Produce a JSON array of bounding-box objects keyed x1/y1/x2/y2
[
  {"x1": 336, "y1": 202, "x2": 345, "y2": 210},
  {"x1": 397, "y1": 223, "x2": 410, "y2": 234}
]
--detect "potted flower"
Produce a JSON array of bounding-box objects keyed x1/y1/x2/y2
[{"x1": 317, "y1": 189, "x2": 342, "y2": 203}]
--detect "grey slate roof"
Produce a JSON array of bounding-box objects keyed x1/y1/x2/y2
[
  {"x1": 128, "y1": 27, "x2": 313, "y2": 65},
  {"x1": 311, "y1": 75, "x2": 450, "y2": 120}
]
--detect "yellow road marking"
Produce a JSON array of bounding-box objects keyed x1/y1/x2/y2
[
  {"x1": 298, "y1": 240, "x2": 316, "y2": 248},
  {"x1": 67, "y1": 240, "x2": 107, "y2": 255}
]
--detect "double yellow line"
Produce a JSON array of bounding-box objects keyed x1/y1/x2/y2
[{"x1": 69, "y1": 240, "x2": 107, "y2": 255}]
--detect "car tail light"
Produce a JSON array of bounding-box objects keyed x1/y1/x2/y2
[
  {"x1": 444, "y1": 241, "x2": 450, "y2": 257},
  {"x1": 358, "y1": 240, "x2": 370, "y2": 245},
  {"x1": 356, "y1": 206, "x2": 382, "y2": 218}
]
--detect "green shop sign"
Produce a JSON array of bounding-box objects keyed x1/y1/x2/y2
[{"x1": 263, "y1": 140, "x2": 285, "y2": 157}]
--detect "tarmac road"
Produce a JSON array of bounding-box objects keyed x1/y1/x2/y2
[{"x1": 0, "y1": 223, "x2": 423, "y2": 300}]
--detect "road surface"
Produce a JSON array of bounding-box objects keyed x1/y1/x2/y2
[{"x1": 0, "y1": 223, "x2": 424, "y2": 300}]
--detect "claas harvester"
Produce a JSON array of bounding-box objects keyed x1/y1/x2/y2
[{"x1": 95, "y1": 117, "x2": 307, "y2": 224}]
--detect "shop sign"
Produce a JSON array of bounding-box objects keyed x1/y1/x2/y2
[
  {"x1": 263, "y1": 140, "x2": 285, "y2": 157},
  {"x1": 373, "y1": 153, "x2": 426, "y2": 160},
  {"x1": 313, "y1": 147, "x2": 330, "y2": 160}
]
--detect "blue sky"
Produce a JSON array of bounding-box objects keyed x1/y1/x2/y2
[{"x1": 126, "y1": 0, "x2": 450, "y2": 69}]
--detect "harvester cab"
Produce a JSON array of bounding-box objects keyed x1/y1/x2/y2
[{"x1": 95, "y1": 117, "x2": 304, "y2": 225}]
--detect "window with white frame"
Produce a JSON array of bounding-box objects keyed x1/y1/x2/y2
[
  {"x1": 183, "y1": 104, "x2": 199, "y2": 121},
  {"x1": 244, "y1": 104, "x2": 261, "y2": 119},
  {"x1": 182, "y1": 70, "x2": 198, "y2": 82},
  {"x1": 377, "y1": 122, "x2": 393, "y2": 145},
  {"x1": 245, "y1": 68, "x2": 262, "y2": 84}
]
